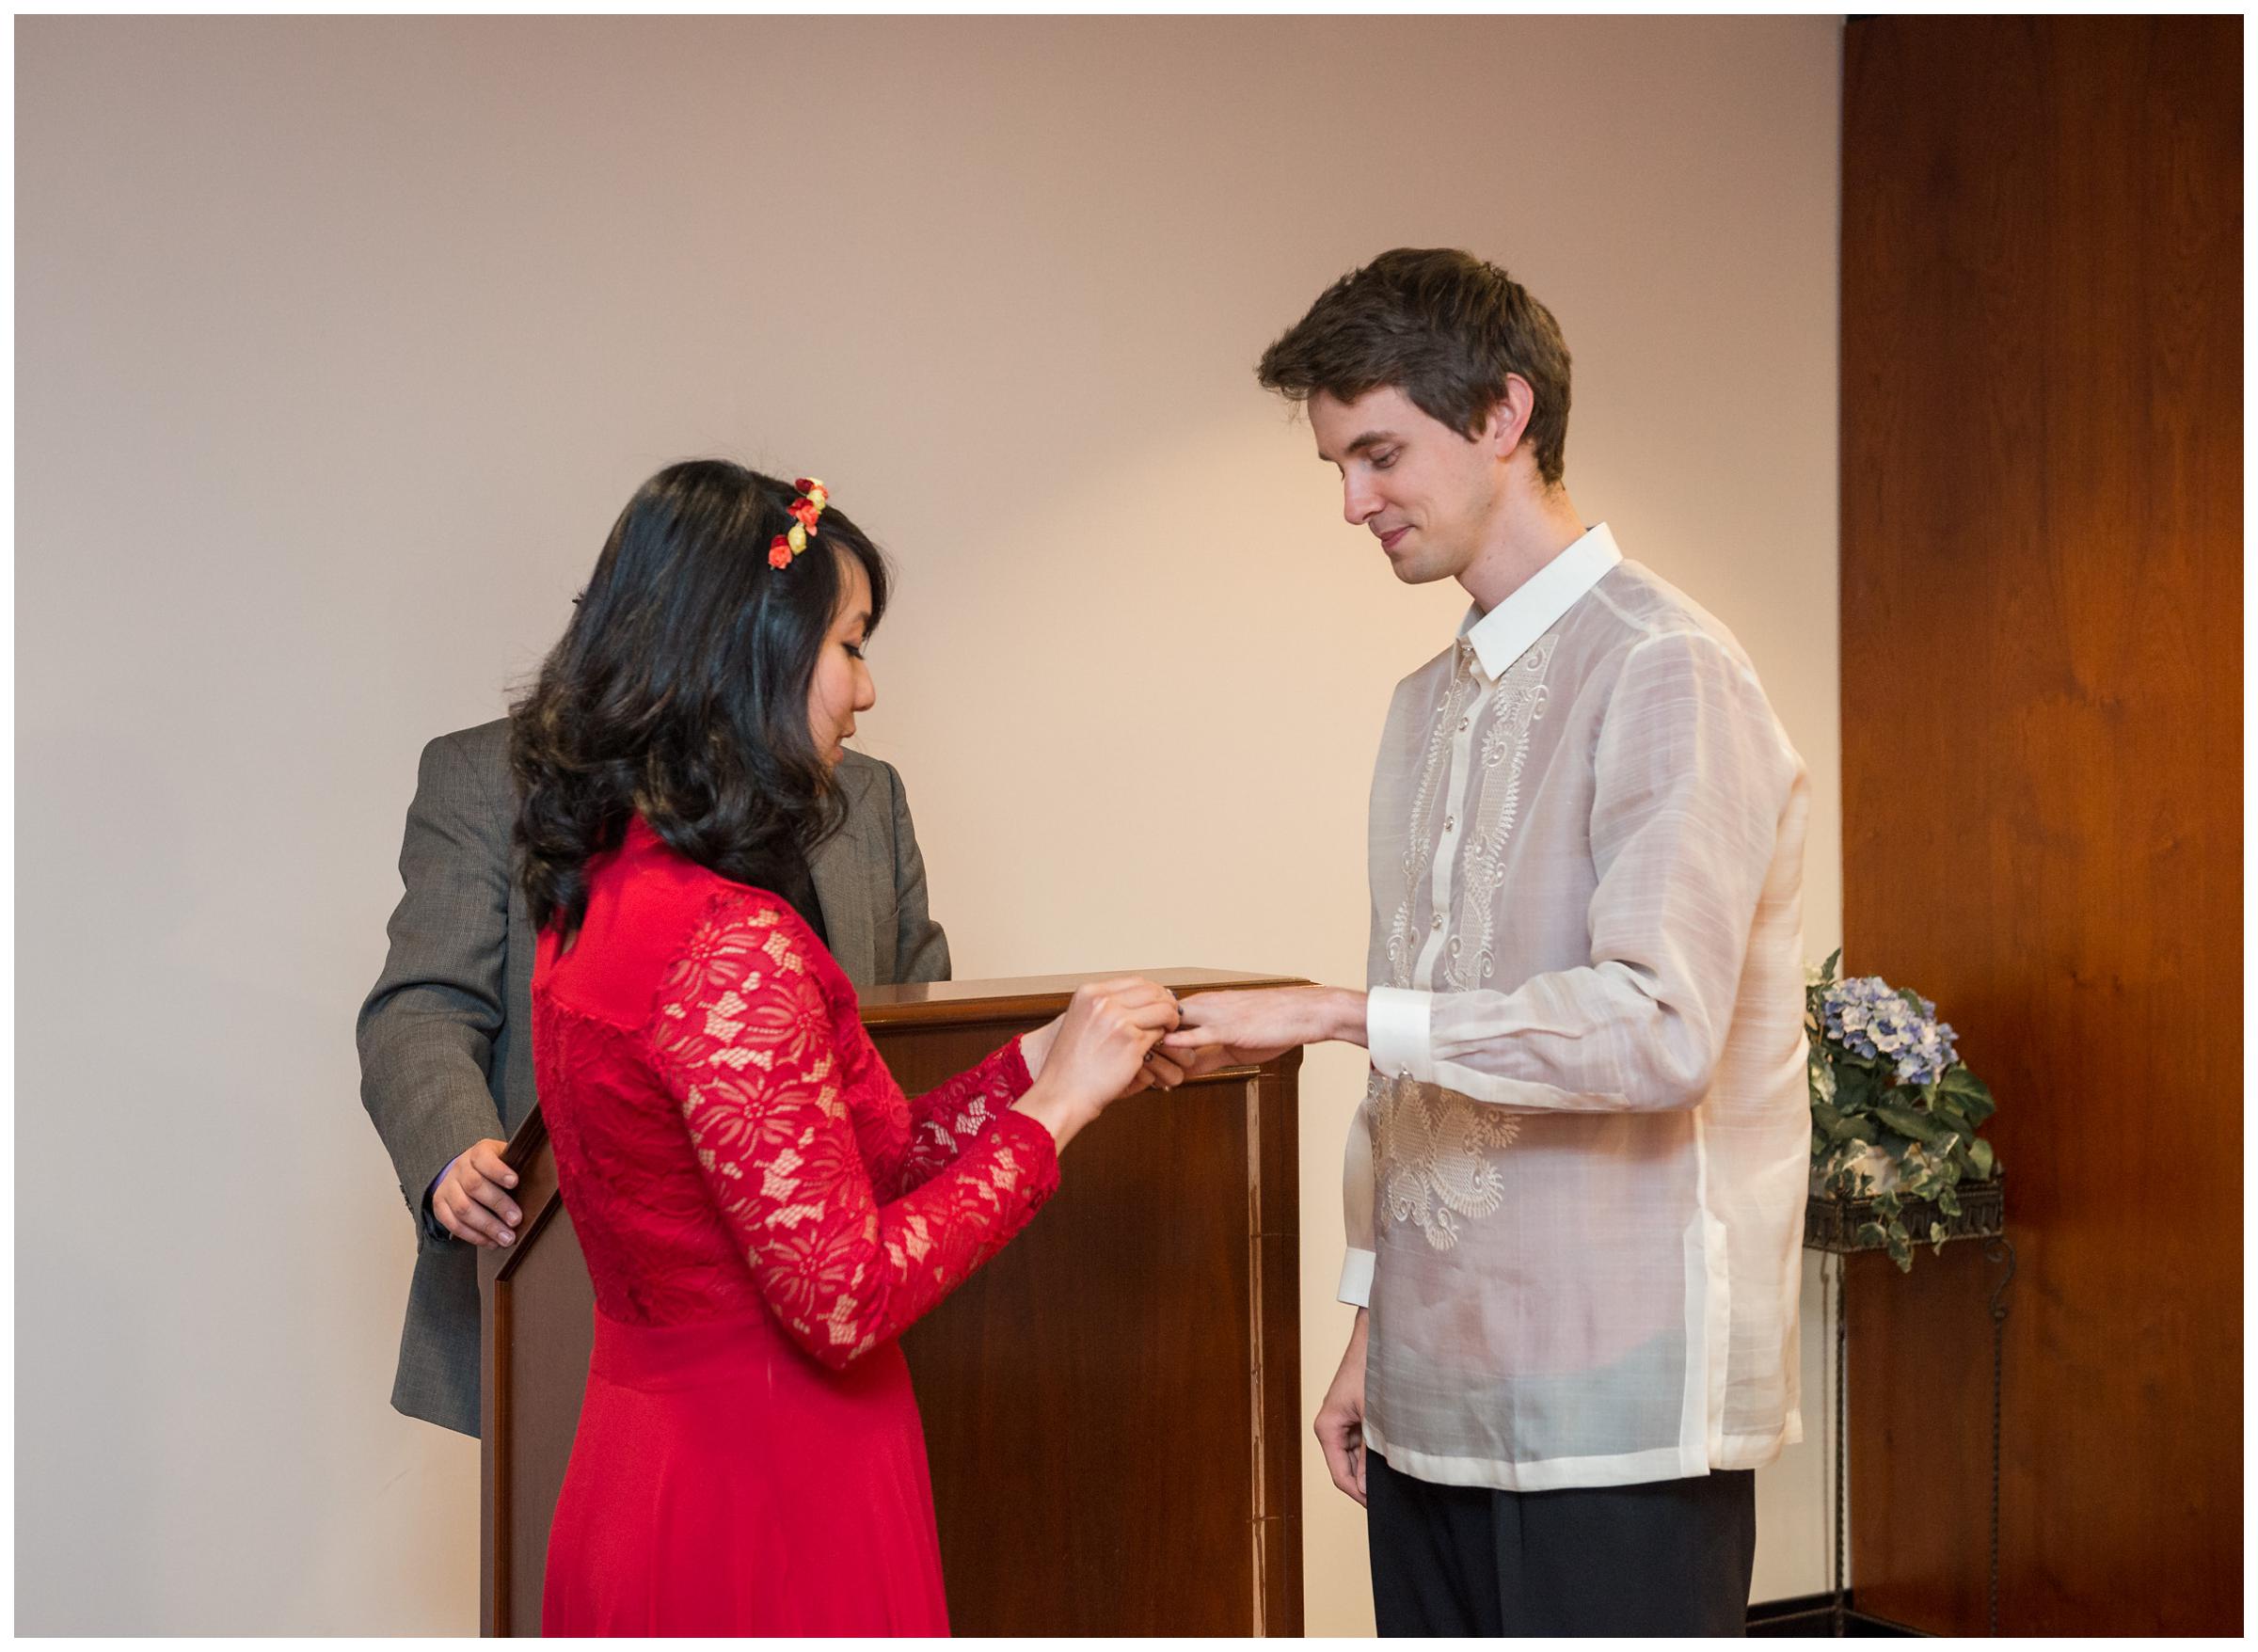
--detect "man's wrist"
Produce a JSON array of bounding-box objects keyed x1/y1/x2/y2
[{"x1": 1306, "y1": 986, "x2": 1369, "y2": 1047}]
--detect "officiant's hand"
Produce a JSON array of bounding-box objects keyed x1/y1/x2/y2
[
  {"x1": 433, "y1": 1137, "x2": 520, "y2": 1248},
  {"x1": 1013, "y1": 977, "x2": 1181, "y2": 1150}
]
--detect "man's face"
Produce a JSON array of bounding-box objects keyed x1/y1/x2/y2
[{"x1": 1308, "y1": 385, "x2": 1505, "y2": 587}]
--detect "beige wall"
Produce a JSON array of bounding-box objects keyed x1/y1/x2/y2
[{"x1": 16, "y1": 16, "x2": 1841, "y2": 1633}]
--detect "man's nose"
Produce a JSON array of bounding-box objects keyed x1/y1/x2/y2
[{"x1": 1343, "y1": 478, "x2": 1381, "y2": 526}]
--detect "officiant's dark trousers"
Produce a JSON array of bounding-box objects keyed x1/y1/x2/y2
[{"x1": 1366, "y1": 1451, "x2": 1756, "y2": 1637}]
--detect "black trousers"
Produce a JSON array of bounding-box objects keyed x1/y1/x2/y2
[{"x1": 1367, "y1": 1451, "x2": 1757, "y2": 1637}]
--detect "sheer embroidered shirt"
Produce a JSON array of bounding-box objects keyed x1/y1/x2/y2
[{"x1": 1343, "y1": 523, "x2": 1810, "y2": 1492}]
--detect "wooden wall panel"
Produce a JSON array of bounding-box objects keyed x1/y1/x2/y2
[{"x1": 1840, "y1": 16, "x2": 2240, "y2": 1635}]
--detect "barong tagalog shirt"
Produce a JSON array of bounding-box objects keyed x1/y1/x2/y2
[{"x1": 1344, "y1": 522, "x2": 1811, "y2": 1493}]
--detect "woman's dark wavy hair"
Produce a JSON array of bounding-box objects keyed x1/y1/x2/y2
[{"x1": 510, "y1": 458, "x2": 888, "y2": 941}]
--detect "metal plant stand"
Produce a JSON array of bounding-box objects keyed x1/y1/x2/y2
[{"x1": 1806, "y1": 1175, "x2": 2012, "y2": 1635}]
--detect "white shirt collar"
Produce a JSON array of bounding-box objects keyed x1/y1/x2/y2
[{"x1": 1458, "y1": 522, "x2": 1624, "y2": 681}]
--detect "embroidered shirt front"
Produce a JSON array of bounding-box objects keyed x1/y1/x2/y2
[{"x1": 1343, "y1": 523, "x2": 1813, "y2": 1492}]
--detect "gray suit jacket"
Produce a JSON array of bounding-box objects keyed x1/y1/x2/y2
[{"x1": 357, "y1": 717, "x2": 950, "y2": 1435}]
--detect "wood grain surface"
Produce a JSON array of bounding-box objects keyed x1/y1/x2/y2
[{"x1": 1840, "y1": 15, "x2": 2241, "y2": 1634}]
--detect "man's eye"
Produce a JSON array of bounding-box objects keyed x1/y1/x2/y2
[{"x1": 1373, "y1": 451, "x2": 1399, "y2": 471}]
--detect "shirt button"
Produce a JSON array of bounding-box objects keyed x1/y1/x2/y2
[
  {"x1": 1458, "y1": 717, "x2": 1471, "y2": 732},
  {"x1": 1431, "y1": 914, "x2": 1442, "y2": 931},
  {"x1": 1444, "y1": 817, "x2": 1455, "y2": 833}
]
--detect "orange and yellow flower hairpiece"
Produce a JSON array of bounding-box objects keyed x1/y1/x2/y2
[{"x1": 768, "y1": 478, "x2": 830, "y2": 569}]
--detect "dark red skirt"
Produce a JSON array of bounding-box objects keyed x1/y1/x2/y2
[{"x1": 541, "y1": 1308, "x2": 951, "y2": 1636}]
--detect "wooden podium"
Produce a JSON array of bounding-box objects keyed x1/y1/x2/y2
[{"x1": 479, "y1": 969, "x2": 1305, "y2": 1636}]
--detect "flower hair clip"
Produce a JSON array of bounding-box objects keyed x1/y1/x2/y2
[{"x1": 768, "y1": 478, "x2": 831, "y2": 569}]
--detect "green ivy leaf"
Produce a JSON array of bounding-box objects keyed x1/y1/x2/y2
[
  {"x1": 1939, "y1": 1066, "x2": 1996, "y2": 1125},
  {"x1": 1854, "y1": 1221, "x2": 1887, "y2": 1247},
  {"x1": 1835, "y1": 1065, "x2": 1885, "y2": 1113},
  {"x1": 1966, "y1": 1139, "x2": 1996, "y2": 1179},
  {"x1": 1875, "y1": 1103, "x2": 1950, "y2": 1146}
]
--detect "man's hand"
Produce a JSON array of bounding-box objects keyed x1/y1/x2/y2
[
  {"x1": 1315, "y1": 1308, "x2": 1372, "y2": 1505},
  {"x1": 1158, "y1": 984, "x2": 1367, "y2": 1071},
  {"x1": 433, "y1": 1138, "x2": 520, "y2": 1247}
]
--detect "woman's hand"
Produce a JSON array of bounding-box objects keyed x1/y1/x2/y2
[
  {"x1": 1014, "y1": 978, "x2": 1182, "y2": 1151},
  {"x1": 1023, "y1": 1008, "x2": 1185, "y2": 1098}
]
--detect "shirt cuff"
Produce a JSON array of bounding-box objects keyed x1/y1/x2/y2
[
  {"x1": 420, "y1": 1155, "x2": 461, "y2": 1244},
  {"x1": 1338, "y1": 1247, "x2": 1375, "y2": 1309},
  {"x1": 1366, "y1": 987, "x2": 1434, "y2": 1085}
]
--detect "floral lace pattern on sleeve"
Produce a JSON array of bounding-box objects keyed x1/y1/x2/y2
[
  {"x1": 644, "y1": 892, "x2": 1058, "y2": 1369},
  {"x1": 888, "y1": 1038, "x2": 1036, "y2": 1196}
]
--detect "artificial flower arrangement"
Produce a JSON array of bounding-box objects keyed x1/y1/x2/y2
[{"x1": 1806, "y1": 950, "x2": 1998, "y2": 1270}]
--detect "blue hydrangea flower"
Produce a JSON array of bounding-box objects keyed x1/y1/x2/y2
[{"x1": 1821, "y1": 975, "x2": 1959, "y2": 1087}]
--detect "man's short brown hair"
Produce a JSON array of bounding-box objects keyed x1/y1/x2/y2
[{"x1": 1256, "y1": 247, "x2": 1573, "y2": 486}]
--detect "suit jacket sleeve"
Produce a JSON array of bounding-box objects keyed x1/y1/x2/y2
[
  {"x1": 357, "y1": 732, "x2": 513, "y2": 1243},
  {"x1": 883, "y1": 759, "x2": 952, "y2": 984}
]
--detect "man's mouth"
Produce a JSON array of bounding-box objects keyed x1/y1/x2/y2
[{"x1": 1377, "y1": 526, "x2": 1409, "y2": 552}]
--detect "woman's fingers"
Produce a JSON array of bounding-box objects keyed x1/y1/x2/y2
[
  {"x1": 1101, "y1": 979, "x2": 1181, "y2": 1029},
  {"x1": 1143, "y1": 1049, "x2": 1186, "y2": 1089},
  {"x1": 1123, "y1": 995, "x2": 1182, "y2": 1031}
]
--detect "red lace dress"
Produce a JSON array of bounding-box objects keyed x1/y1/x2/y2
[{"x1": 532, "y1": 818, "x2": 1059, "y2": 1636}]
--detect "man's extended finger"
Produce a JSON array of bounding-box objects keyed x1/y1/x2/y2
[{"x1": 1158, "y1": 1025, "x2": 1225, "y2": 1052}]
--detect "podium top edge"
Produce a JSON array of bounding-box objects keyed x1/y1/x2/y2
[{"x1": 858, "y1": 967, "x2": 1308, "y2": 1027}]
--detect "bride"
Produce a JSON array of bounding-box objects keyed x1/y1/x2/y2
[{"x1": 513, "y1": 458, "x2": 1183, "y2": 1635}]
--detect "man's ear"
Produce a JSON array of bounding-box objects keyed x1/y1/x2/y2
[{"x1": 1483, "y1": 375, "x2": 1537, "y2": 459}]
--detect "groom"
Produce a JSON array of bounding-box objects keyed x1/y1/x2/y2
[{"x1": 1168, "y1": 248, "x2": 1810, "y2": 1635}]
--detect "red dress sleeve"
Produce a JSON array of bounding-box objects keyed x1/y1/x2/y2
[
  {"x1": 644, "y1": 891, "x2": 1060, "y2": 1370},
  {"x1": 889, "y1": 1039, "x2": 1038, "y2": 1197}
]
